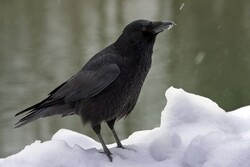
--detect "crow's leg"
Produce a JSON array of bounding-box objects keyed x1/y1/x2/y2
[
  {"x1": 92, "y1": 124, "x2": 112, "y2": 161},
  {"x1": 107, "y1": 119, "x2": 124, "y2": 149}
]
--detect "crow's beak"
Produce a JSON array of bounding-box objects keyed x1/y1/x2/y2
[{"x1": 150, "y1": 21, "x2": 175, "y2": 34}]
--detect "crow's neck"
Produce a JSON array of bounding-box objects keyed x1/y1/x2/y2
[
  {"x1": 115, "y1": 35, "x2": 156, "y2": 75},
  {"x1": 115, "y1": 35, "x2": 156, "y2": 60}
]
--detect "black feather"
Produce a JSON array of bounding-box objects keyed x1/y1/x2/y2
[{"x1": 15, "y1": 19, "x2": 174, "y2": 161}]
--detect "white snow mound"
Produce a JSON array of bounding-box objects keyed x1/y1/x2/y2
[{"x1": 2, "y1": 87, "x2": 250, "y2": 167}]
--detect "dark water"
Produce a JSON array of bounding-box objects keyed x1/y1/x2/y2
[{"x1": 1, "y1": 0, "x2": 250, "y2": 157}]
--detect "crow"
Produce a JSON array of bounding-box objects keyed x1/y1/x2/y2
[{"x1": 15, "y1": 19, "x2": 174, "y2": 161}]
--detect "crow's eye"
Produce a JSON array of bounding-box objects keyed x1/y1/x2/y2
[{"x1": 141, "y1": 26, "x2": 147, "y2": 32}]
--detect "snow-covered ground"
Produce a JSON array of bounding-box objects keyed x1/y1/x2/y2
[{"x1": 1, "y1": 87, "x2": 250, "y2": 167}]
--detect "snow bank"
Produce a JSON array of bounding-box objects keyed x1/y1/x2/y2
[{"x1": 2, "y1": 87, "x2": 250, "y2": 167}]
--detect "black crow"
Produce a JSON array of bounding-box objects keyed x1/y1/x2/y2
[{"x1": 15, "y1": 20, "x2": 174, "y2": 161}]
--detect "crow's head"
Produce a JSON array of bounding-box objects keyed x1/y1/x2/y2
[
  {"x1": 125, "y1": 20, "x2": 174, "y2": 34},
  {"x1": 116, "y1": 20, "x2": 175, "y2": 50}
]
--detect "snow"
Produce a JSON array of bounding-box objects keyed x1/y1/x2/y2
[
  {"x1": 179, "y1": 3, "x2": 185, "y2": 11},
  {"x1": 1, "y1": 87, "x2": 250, "y2": 167}
]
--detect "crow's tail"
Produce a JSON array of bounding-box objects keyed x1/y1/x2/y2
[{"x1": 15, "y1": 97, "x2": 68, "y2": 128}]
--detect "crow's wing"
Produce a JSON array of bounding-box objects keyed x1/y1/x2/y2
[
  {"x1": 15, "y1": 63, "x2": 120, "y2": 128},
  {"x1": 51, "y1": 64, "x2": 120, "y2": 102}
]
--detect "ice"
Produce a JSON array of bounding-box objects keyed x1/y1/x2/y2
[{"x1": 2, "y1": 87, "x2": 250, "y2": 167}]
